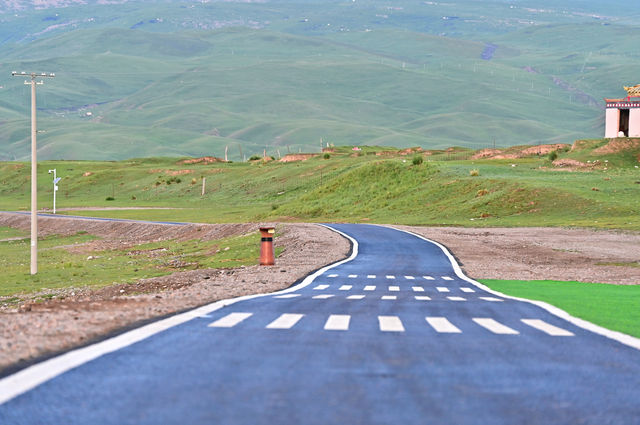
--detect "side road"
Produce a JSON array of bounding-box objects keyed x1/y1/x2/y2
[{"x1": 1, "y1": 212, "x2": 638, "y2": 373}]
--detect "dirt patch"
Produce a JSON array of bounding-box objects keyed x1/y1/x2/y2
[
  {"x1": 552, "y1": 159, "x2": 595, "y2": 169},
  {"x1": 593, "y1": 138, "x2": 640, "y2": 155},
  {"x1": 279, "y1": 154, "x2": 318, "y2": 162},
  {"x1": 520, "y1": 144, "x2": 569, "y2": 156},
  {"x1": 471, "y1": 144, "x2": 570, "y2": 160},
  {"x1": 395, "y1": 226, "x2": 640, "y2": 285},
  {"x1": 0, "y1": 213, "x2": 350, "y2": 373},
  {"x1": 179, "y1": 157, "x2": 227, "y2": 165}
]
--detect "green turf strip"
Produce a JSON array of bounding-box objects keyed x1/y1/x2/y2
[{"x1": 480, "y1": 279, "x2": 640, "y2": 339}]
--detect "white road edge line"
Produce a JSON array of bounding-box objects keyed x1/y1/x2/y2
[
  {"x1": 0, "y1": 224, "x2": 360, "y2": 406},
  {"x1": 389, "y1": 225, "x2": 640, "y2": 351}
]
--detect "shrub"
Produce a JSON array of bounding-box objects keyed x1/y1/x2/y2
[
  {"x1": 323, "y1": 153, "x2": 331, "y2": 160},
  {"x1": 470, "y1": 169, "x2": 480, "y2": 177},
  {"x1": 548, "y1": 150, "x2": 558, "y2": 161},
  {"x1": 105, "y1": 196, "x2": 115, "y2": 201},
  {"x1": 249, "y1": 155, "x2": 261, "y2": 161},
  {"x1": 412, "y1": 155, "x2": 423, "y2": 165}
]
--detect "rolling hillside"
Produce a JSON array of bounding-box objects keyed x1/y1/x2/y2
[{"x1": 1, "y1": 1, "x2": 640, "y2": 160}]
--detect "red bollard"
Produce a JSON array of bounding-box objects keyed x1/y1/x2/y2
[{"x1": 259, "y1": 226, "x2": 275, "y2": 266}]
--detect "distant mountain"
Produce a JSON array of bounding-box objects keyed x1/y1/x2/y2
[{"x1": 1, "y1": 0, "x2": 640, "y2": 160}]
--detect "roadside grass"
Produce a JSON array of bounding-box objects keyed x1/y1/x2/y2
[
  {"x1": 0, "y1": 230, "x2": 275, "y2": 300},
  {"x1": 480, "y1": 279, "x2": 640, "y2": 339},
  {"x1": 0, "y1": 143, "x2": 638, "y2": 229},
  {"x1": 0, "y1": 226, "x2": 28, "y2": 240}
]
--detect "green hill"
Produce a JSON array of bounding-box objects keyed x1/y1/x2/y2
[{"x1": 1, "y1": 1, "x2": 639, "y2": 160}]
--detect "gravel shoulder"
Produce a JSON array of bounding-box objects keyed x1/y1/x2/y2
[
  {"x1": 0, "y1": 213, "x2": 638, "y2": 374},
  {"x1": 395, "y1": 226, "x2": 640, "y2": 285}
]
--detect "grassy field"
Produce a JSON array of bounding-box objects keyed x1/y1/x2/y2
[
  {"x1": 481, "y1": 279, "x2": 640, "y2": 339},
  {"x1": 0, "y1": 226, "x2": 272, "y2": 300},
  {"x1": 1, "y1": 141, "x2": 637, "y2": 229}
]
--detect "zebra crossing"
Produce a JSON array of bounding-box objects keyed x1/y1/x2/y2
[
  {"x1": 207, "y1": 311, "x2": 575, "y2": 336},
  {"x1": 272, "y1": 282, "x2": 495, "y2": 302},
  {"x1": 325, "y1": 274, "x2": 453, "y2": 281}
]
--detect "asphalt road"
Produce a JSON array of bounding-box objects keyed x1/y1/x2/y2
[{"x1": 1, "y1": 223, "x2": 639, "y2": 424}]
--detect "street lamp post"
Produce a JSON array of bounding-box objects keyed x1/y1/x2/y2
[
  {"x1": 48, "y1": 169, "x2": 60, "y2": 214},
  {"x1": 12, "y1": 71, "x2": 55, "y2": 275}
]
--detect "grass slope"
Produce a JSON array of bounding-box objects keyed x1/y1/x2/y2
[
  {"x1": 0, "y1": 142, "x2": 637, "y2": 230},
  {"x1": 2, "y1": 0, "x2": 640, "y2": 160}
]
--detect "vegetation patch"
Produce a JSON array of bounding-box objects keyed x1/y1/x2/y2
[
  {"x1": 0, "y1": 230, "x2": 278, "y2": 299},
  {"x1": 481, "y1": 279, "x2": 640, "y2": 339}
]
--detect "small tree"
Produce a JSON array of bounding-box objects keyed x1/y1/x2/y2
[{"x1": 412, "y1": 155, "x2": 424, "y2": 165}]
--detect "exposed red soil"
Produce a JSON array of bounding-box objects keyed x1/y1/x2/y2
[
  {"x1": 179, "y1": 156, "x2": 227, "y2": 165},
  {"x1": 279, "y1": 154, "x2": 319, "y2": 162}
]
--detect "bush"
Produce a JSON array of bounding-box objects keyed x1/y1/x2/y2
[
  {"x1": 412, "y1": 155, "x2": 423, "y2": 165},
  {"x1": 548, "y1": 150, "x2": 558, "y2": 161},
  {"x1": 249, "y1": 155, "x2": 261, "y2": 161},
  {"x1": 323, "y1": 153, "x2": 331, "y2": 160},
  {"x1": 470, "y1": 169, "x2": 480, "y2": 177},
  {"x1": 105, "y1": 196, "x2": 115, "y2": 201}
]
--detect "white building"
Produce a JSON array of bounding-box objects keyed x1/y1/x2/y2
[{"x1": 605, "y1": 85, "x2": 640, "y2": 138}]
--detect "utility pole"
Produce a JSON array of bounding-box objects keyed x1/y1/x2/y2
[{"x1": 12, "y1": 71, "x2": 55, "y2": 275}]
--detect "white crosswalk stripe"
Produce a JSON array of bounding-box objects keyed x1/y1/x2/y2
[
  {"x1": 447, "y1": 296, "x2": 466, "y2": 301},
  {"x1": 312, "y1": 294, "x2": 335, "y2": 299},
  {"x1": 442, "y1": 276, "x2": 454, "y2": 281},
  {"x1": 388, "y1": 286, "x2": 400, "y2": 292},
  {"x1": 460, "y1": 287, "x2": 475, "y2": 293},
  {"x1": 426, "y1": 317, "x2": 461, "y2": 333},
  {"x1": 208, "y1": 313, "x2": 253, "y2": 328},
  {"x1": 378, "y1": 316, "x2": 405, "y2": 332},
  {"x1": 328, "y1": 274, "x2": 338, "y2": 278},
  {"x1": 480, "y1": 297, "x2": 504, "y2": 302},
  {"x1": 381, "y1": 295, "x2": 397, "y2": 300},
  {"x1": 339, "y1": 285, "x2": 352, "y2": 291},
  {"x1": 348, "y1": 274, "x2": 358, "y2": 279},
  {"x1": 367, "y1": 275, "x2": 376, "y2": 279},
  {"x1": 473, "y1": 318, "x2": 519, "y2": 335},
  {"x1": 436, "y1": 287, "x2": 450, "y2": 293},
  {"x1": 423, "y1": 276, "x2": 435, "y2": 280},
  {"x1": 404, "y1": 276, "x2": 415, "y2": 280},
  {"x1": 386, "y1": 275, "x2": 396, "y2": 279},
  {"x1": 347, "y1": 295, "x2": 366, "y2": 300},
  {"x1": 266, "y1": 314, "x2": 305, "y2": 329},
  {"x1": 325, "y1": 315, "x2": 350, "y2": 331},
  {"x1": 313, "y1": 285, "x2": 329, "y2": 290},
  {"x1": 364, "y1": 285, "x2": 376, "y2": 291},
  {"x1": 415, "y1": 296, "x2": 432, "y2": 301},
  {"x1": 522, "y1": 319, "x2": 574, "y2": 336},
  {"x1": 412, "y1": 286, "x2": 425, "y2": 292}
]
